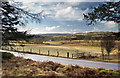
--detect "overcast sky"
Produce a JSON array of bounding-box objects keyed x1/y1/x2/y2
[{"x1": 14, "y1": 0, "x2": 118, "y2": 34}]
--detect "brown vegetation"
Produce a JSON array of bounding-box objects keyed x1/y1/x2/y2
[{"x1": 2, "y1": 53, "x2": 120, "y2": 78}]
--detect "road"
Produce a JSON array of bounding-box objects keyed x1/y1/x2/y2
[{"x1": 0, "y1": 49, "x2": 119, "y2": 69}]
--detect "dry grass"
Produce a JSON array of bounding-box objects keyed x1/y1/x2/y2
[
  {"x1": 2, "y1": 43, "x2": 119, "y2": 63},
  {"x1": 3, "y1": 43, "x2": 118, "y2": 55},
  {"x1": 8, "y1": 39, "x2": 119, "y2": 55},
  {"x1": 2, "y1": 55, "x2": 120, "y2": 77}
]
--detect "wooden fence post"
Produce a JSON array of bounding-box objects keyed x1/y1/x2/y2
[
  {"x1": 17, "y1": 48, "x2": 18, "y2": 51},
  {"x1": 95, "y1": 53, "x2": 98, "y2": 57},
  {"x1": 39, "y1": 49, "x2": 40, "y2": 54},
  {"x1": 67, "y1": 52, "x2": 69, "y2": 58},
  {"x1": 57, "y1": 51, "x2": 59, "y2": 56},
  {"x1": 48, "y1": 50, "x2": 50, "y2": 55},
  {"x1": 72, "y1": 54, "x2": 73, "y2": 58},
  {"x1": 23, "y1": 47, "x2": 24, "y2": 52},
  {"x1": 11, "y1": 47, "x2": 13, "y2": 51},
  {"x1": 30, "y1": 49, "x2": 32, "y2": 52},
  {"x1": 88, "y1": 52, "x2": 91, "y2": 58}
]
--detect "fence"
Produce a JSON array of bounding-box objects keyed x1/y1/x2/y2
[{"x1": 1, "y1": 45, "x2": 101, "y2": 58}]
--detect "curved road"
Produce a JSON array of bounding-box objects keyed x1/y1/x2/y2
[{"x1": 0, "y1": 50, "x2": 119, "y2": 69}]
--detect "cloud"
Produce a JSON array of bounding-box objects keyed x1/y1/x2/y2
[
  {"x1": 13, "y1": 1, "x2": 117, "y2": 34},
  {"x1": 91, "y1": 27, "x2": 99, "y2": 32},
  {"x1": 64, "y1": 2, "x2": 80, "y2": 6},
  {"x1": 89, "y1": 21, "x2": 117, "y2": 32},
  {"x1": 17, "y1": 24, "x2": 47, "y2": 34},
  {"x1": 16, "y1": 2, "x2": 90, "y2": 22},
  {"x1": 53, "y1": 6, "x2": 85, "y2": 21},
  {"x1": 45, "y1": 26, "x2": 60, "y2": 31},
  {"x1": 49, "y1": 2, "x2": 90, "y2": 21},
  {"x1": 82, "y1": 8, "x2": 89, "y2": 14},
  {"x1": 104, "y1": 21, "x2": 117, "y2": 29},
  {"x1": 14, "y1": 0, "x2": 108, "y2": 3},
  {"x1": 19, "y1": 2, "x2": 87, "y2": 21},
  {"x1": 67, "y1": 25, "x2": 72, "y2": 27},
  {"x1": 14, "y1": 0, "x2": 40, "y2": 3},
  {"x1": 19, "y1": 2, "x2": 43, "y2": 13},
  {"x1": 55, "y1": 7, "x2": 75, "y2": 20},
  {"x1": 70, "y1": 29, "x2": 81, "y2": 34},
  {"x1": 17, "y1": 25, "x2": 72, "y2": 34}
]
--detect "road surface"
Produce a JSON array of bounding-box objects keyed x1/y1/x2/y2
[{"x1": 0, "y1": 49, "x2": 119, "y2": 69}]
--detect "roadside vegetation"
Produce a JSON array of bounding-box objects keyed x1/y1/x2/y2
[{"x1": 2, "y1": 52, "x2": 120, "y2": 78}]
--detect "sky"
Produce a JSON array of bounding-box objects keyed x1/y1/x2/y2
[{"x1": 13, "y1": 0, "x2": 118, "y2": 34}]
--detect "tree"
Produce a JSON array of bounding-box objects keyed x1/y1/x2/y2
[
  {"x1": 83, "y1": 1, "x2": 120, "y2": 55},
  {"x1": 1, "y1": 1, "x2": 42, "y2": 27},
  {"x1": 101, "y1": 40, "x2": 104, "y2": 60},
  {"x1": 0, "y1": 1, "x2": 43, "y2": 46},
  {"x1": 83, "y1": 2, "x2": 120, "y2": 25},
  {"x1": 102, "y1": 35, "x2": 115, "y2": 59},
  {"x1": 83, "y1": 1, "x2": 120, "y2": 34}
]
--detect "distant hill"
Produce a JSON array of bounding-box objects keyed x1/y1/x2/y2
[
  {"x1": 33, "y1": 32, "x2": 118, "y2": 36},
  {"x1": 75, "y1": 32, "x2": 118, "y2": 36},
  {"x1": 38, "y1": 33, "x2": 70, "y2": 36},
  {"x1": 32, "y1": 32, "x2": 119, "y2": 41}
]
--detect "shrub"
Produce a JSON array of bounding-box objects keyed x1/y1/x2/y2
[
  {"x1": 45, "y1": 43, "x2": 50, "y2": 45},
  {"x1": 99, "y1": 69, "x2": 120, "y2": 77},
  {"x1": 45, "y1": 71, "x2": 57, "y2": 78},
  {"x1": 38, "y1": 61, "x2": 63, "y2": 71},
  {"x1": 61, "y1": 42, "x2": 65, "y2": 44},
  {"x1": 108, "y1": 70, "x2": 120, "y2": 76},
  {"x1": 2, "y1": 52, "x2": 14, "y2": 60},
  {"x1": 99, "y1": 70, "x2": 108, "y2": 75},
  {"x1": 112, "y1": 71, "x2": 119, "y2": 76},
  {"x1": 115, "y1": 69, "x2": 120, "y2": 73},
  {"x1": 65, "y1": 68, "x2": 99, "y2": 77},
  {"x1": 56, "y1": 68, "x2": 64, "y2": 72},
  {"x1": 65, "y1": 65, "x2": 74, "y2": 71},
  {"x1": 98, "y1": 68, "x2": 105, "y2": 71}
]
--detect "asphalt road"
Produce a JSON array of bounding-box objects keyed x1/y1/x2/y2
[{"x1": 0, "y1": 49, "x2": 119, "y2": 69}]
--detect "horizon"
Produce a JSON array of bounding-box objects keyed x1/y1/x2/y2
[{"x1": 26, "y1": 31, "x2": 118, "y2": 35}]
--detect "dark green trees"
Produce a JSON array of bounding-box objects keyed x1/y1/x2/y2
[
  {"x1": 83, "y1": 1, "x2": 119, "y2": 58},
  {"x1": 102, "y1": 35, "x2": 115, "y2": 59},
  {"x1": 0, "y1": 1, "x2": 42, "y2": 45},
  {"x1": 83, "y1": 2, "x2": 120, "y2": 26},
  {"x1": 83, "y1": 1, "x2": 120, "y2": 36}
]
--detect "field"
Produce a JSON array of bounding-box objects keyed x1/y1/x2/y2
[
  {"x1": 44, "y1": 40, "x2": 120, "y2": 47},
  {"x1": 2, "y1": 40, "x2": 119, "y2": 63},
  {"x1": 2, "y1": 39, "x2": 119, "y2": 63},
  {"x1": 2, "y1": 45, "x2": 83, "y2": 58},
  {"x1": 2, "y1": 44, "x2": 104, "y2": 57}
]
